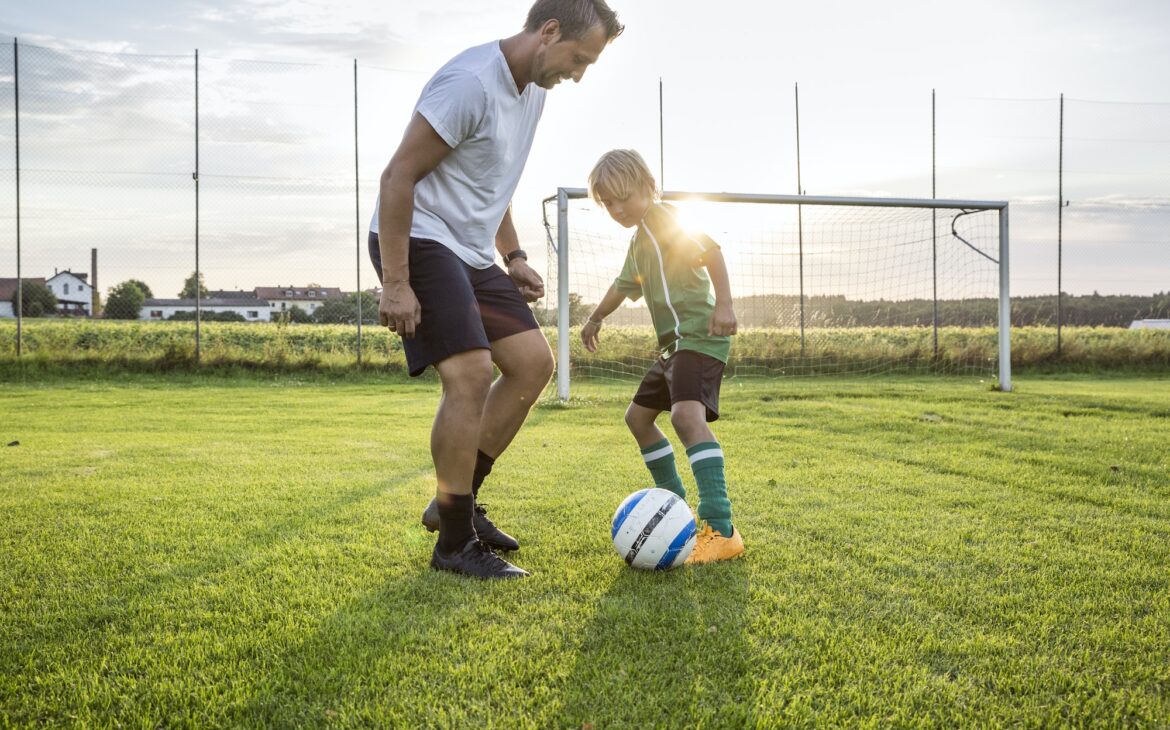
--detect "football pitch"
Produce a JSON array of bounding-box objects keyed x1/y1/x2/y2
[{"x1": 2, "y1": 375, "x2": 1167, "y2": 727}]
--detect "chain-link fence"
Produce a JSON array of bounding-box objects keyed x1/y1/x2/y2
[{"x1": 1, "y1": 39, "x2": 1167, "y2": 365}]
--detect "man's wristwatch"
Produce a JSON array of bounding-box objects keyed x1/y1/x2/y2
[{"x1": 502, "y1": 249, "x2": 528, "y2": 265}]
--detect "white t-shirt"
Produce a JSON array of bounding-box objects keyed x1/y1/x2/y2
[{"x1": 370, "y1": 41, "x2": 546, "y2": 269}]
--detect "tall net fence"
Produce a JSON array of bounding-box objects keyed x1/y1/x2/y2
[
  {"x1": 199, "y1": 55, "x2": 357, "y2": 321},
  {"x1": 0, "y1": 39, "x2": 1166, "y2": 367},
  {"x1": 3, "y1": 44, "x2": 194, "y2": 317},
  {"x1": 542, "y1": 192, "x2": 1004, "y2": 383}
]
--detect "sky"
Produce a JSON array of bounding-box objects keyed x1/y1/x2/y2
[{"x1": 0, "y1": 0, "x2": 1168, "y2": 302}]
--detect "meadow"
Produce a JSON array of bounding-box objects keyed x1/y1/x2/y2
[
  {"x1": 2, "y1": 319, "x2": 1169, "y2": 377},
  {"x1": 1, "y1": 373, "x2": 1167, "y2": 727}
]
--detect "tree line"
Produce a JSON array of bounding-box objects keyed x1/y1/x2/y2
[{"x1": 11, "y1": 277, "x2": 1169, "y2": 328}]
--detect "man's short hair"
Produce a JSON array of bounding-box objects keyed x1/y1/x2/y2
[
  {"x1": 588, "y1": 149, "x2": 657, "y2": 204},
  {"x1": 525, "y1": 0, "x2": 624, "y2": 42}
]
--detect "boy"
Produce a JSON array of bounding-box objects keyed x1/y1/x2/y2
[{"x1": 582, "y1": 149, "x2": 744, "y2": 564}]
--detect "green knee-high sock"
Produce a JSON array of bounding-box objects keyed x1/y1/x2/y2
[
  {"x1": 640, "y1": 438, "x2": 685, "y2": 498},
  {"x1": 687, "y1": 441, "x2": 732, "y2": 536}
]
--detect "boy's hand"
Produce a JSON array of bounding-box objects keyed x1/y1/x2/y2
[
  {"x1": 581, "y1": 320, "x2": 602, "y2": 352},
  {"x1": 507, "y1": 259, "x2": 545, "y2": 302},
  {"x1": 380, "y1": 281, "x2": 422, "y2": 338},
  {"x1": 708, "y1": 302, "x2": 737, "y2": 337}
]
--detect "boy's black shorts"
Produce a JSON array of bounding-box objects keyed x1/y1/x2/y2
[
  {"x1": 369, "y1": 232, "x2": 539, "y2": 377},
  {"x1": 632, "y1": 349, "x2": 725, "y2": 422}
]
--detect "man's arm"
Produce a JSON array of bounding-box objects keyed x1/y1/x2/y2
[
  {"x1": 580, "y1": 285, "x2": 627, "y2": 353},
  {"x1": 495, "y1": 205, "x2": 544, "y2": 302},
  {"x1": 701, "y1": 247, "x2": 737, "y2": 336},
  {"x1": 377, "y1": 112, "x2": 452, "y2": 337}
]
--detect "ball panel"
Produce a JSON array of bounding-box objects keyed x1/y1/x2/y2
[{"x1": 610, "y1": 488, "x2": 651, "y2": 540}]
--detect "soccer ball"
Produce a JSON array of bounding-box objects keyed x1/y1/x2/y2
[{"x1": 611, "y1": 487, "x2": 697, "y2": 570}]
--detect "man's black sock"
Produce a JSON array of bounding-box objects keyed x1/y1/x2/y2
[
  {"x1": 436, "y1": 492, "x2": 475, "y2": 553},
  {"x1": 471, "y1": 450, "x2": 495, "y2": 500}
]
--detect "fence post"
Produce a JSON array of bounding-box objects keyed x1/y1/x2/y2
[
  {"x1": 194, "y1": 49, "x2": 201, "y2": 362},
  {"x1": 794, "y1": 82, "x2": 806, "y2": 356},
  {"x1": 658, "y1": 77, "x2": 665, "y2": 190},
  {"x1": 13, "y1": 39, "x2": 21, "y2": 356},
  {"x1": 932, "y1": 89, "x2": 939, "y2": 359},
  {"x1": 354, "y1": 58, "x2": 362, "y2": 366},
  {"x1": 1057, "y1": 92, "x2": 1064, "y2": 354}
]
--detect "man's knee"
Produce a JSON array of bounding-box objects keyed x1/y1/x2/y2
[
  {"x1": 437, "y1": 350, "x2": 494, "y2": 402},
  {"x1": 495, "y1": 332, "x2": 554, "y2": 387}
]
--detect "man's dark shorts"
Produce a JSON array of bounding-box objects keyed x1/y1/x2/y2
[
  {"x1": 369, "y1": 232, "x2": 539, "y2": 377},
  {"x1": 632, "y1": 349, "x2": 726, "y2": 422}
]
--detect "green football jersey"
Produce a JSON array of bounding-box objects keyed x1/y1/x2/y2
[{"x1": 613, "y1": 202, "x2": 731, "y2": 363}]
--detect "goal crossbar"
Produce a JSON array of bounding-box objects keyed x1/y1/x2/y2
[{"x1": 549, "y1": 188, "x2": 1011, "y2": 397}]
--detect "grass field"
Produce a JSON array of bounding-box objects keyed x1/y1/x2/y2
[{"x1": 2, "y1": 374, "x2": 1168, "y2": 727}]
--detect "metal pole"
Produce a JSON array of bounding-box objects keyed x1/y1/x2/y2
[
  {"x1": 998, "y1": 205, "x2": 1012, "y2": 392},
  {"x1": 556, "y1": 188, "x2": 570, "y2": 400},
  {"x1": 658, "y1": 77, "x2": 665, "y2": 190},
  {"x1": 354, "y1": 59, "x2": 362, "y2": 365},
  {"x1": 1057, "y1": 92, "x2": 1064, "y2": 355},
  {"x1": 795, "y1": 82, "x2": 806, "y2": 356},
  {"x1": 932, "y1": 89, "x2": 939, "y2": 359},
  {"x1": 194, "y1": 49, "x2": 201, "y2": 361},
  {"x1": 13, "y1": 39, "x2": 21, "y2": 357}
]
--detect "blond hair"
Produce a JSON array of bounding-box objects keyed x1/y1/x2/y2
[{"x1": 588, "y1": 149, "x2": 657, "y2": 205}]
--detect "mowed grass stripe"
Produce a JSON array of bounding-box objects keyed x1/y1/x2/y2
[{"x1": 1, "y1": 376, "x2": 1167, "y2": 727}]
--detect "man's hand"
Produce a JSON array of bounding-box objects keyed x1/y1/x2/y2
[
  {"x1": 581, "y1": 320, "x2": 601, "y2": 352},
  {"x1": 507, "y1": 259, "x2": 545, "y2": 302},
  {"x1": 708, "y1": 302, "x2": 737, "y2": 337},
  {"x1": 380, "y1": 281, "x2": 422, "y2": 338}
]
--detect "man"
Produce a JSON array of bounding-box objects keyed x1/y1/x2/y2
[{"x1": 371, "y1": 0, "x2": 624, "y2": 578}]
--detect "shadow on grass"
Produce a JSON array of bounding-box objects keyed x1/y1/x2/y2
[{"x1": 554, "y1": 557, "x2": 754, "y2": 727}]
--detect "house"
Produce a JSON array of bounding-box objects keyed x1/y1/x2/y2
[
  {"x1": 46, "y1": 270, "x2": 93, "y2": 316},
  {"x1": 1129, "y1": 319, "x2": 1170, "y2": 330},
  {"x1": 0, "y1": 277, "x2": 48, "y2": 318},
  {"x1": 140, "y1": 297, "x2": 272, "y2": 322},
  {"x1": 254, "y1": 285, "x2": 344, "y2": 320}
]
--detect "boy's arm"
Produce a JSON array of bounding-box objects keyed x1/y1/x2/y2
[
  {"x1": 496, "y1": 205, "x2": 544, "y2": 302},
  {"x1": 701, "y1": 247, "x2": 738, "y2": 336},
  {"x1": 580, "y1": 285, "x2": 627, "y2": 353}
]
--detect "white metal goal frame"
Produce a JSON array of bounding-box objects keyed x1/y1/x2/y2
[{"x1": 548, "y1": 187, "x2": 1011, "y2": 399}]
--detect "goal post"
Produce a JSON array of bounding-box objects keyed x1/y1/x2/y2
[{"x1": 546, "y1": 188, "x2": 1011, "y2": 399}]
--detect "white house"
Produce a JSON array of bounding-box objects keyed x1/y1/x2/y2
[
  {"x1": 254, "y1": 286, "x2": 344, "y2": 320},
  {"x1": 0, "y1": 277, "x2": 48, "y2": 317},
  {"x1": 46, "y1": 270, "x2": 93, "y2": 316},
  {"x1": 140, "y1": 297, "x2": 272, "y2": 321},
  {"x1": 1129, "y1": 319, "x2": 1170, "y2": 330}
]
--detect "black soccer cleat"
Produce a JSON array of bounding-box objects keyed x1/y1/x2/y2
[
  {"x1": 430, "y1": 539, "x2": 529, "y2": 579},
  {"x1": 421, "y1": 497, "x2": 520, "y2": 552}
]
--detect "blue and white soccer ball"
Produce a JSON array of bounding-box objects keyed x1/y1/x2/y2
[{"x1": 611, "y1": 487, "x2": 697, "y2": 570}]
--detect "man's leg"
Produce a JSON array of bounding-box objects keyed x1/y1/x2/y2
[
  {"x1": 419, "y1": 330, "x2": 552, "y2": 550},
  {"x1": 479, "y1": 328, "x2": 555, "y2": 457},
  {"x1": 429, "y1": 349, "x2": 527, "y2": 578}
]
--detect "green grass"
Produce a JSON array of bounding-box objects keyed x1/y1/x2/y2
[{"x1": 1, "y1": 374, "x2": 1168, "y2": 727}]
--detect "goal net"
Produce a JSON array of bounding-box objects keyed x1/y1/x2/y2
[{"x1": 538, "y1": 189, "x2": 1010, "y2": 398}]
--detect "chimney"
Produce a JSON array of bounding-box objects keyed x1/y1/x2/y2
[{"x1": 91, "y1": 248, "x2": 100, "y2": 317}]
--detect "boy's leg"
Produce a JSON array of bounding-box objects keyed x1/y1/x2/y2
[
  {"x1": 671, "y1": 402, "x2": 733, "y2": 537},
  {"x1": 626, "y1": 402, "x2": 685, "y2": 499},
  {"x1": 661, "y1": 351, "x2": 743, "y2": 564}
]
